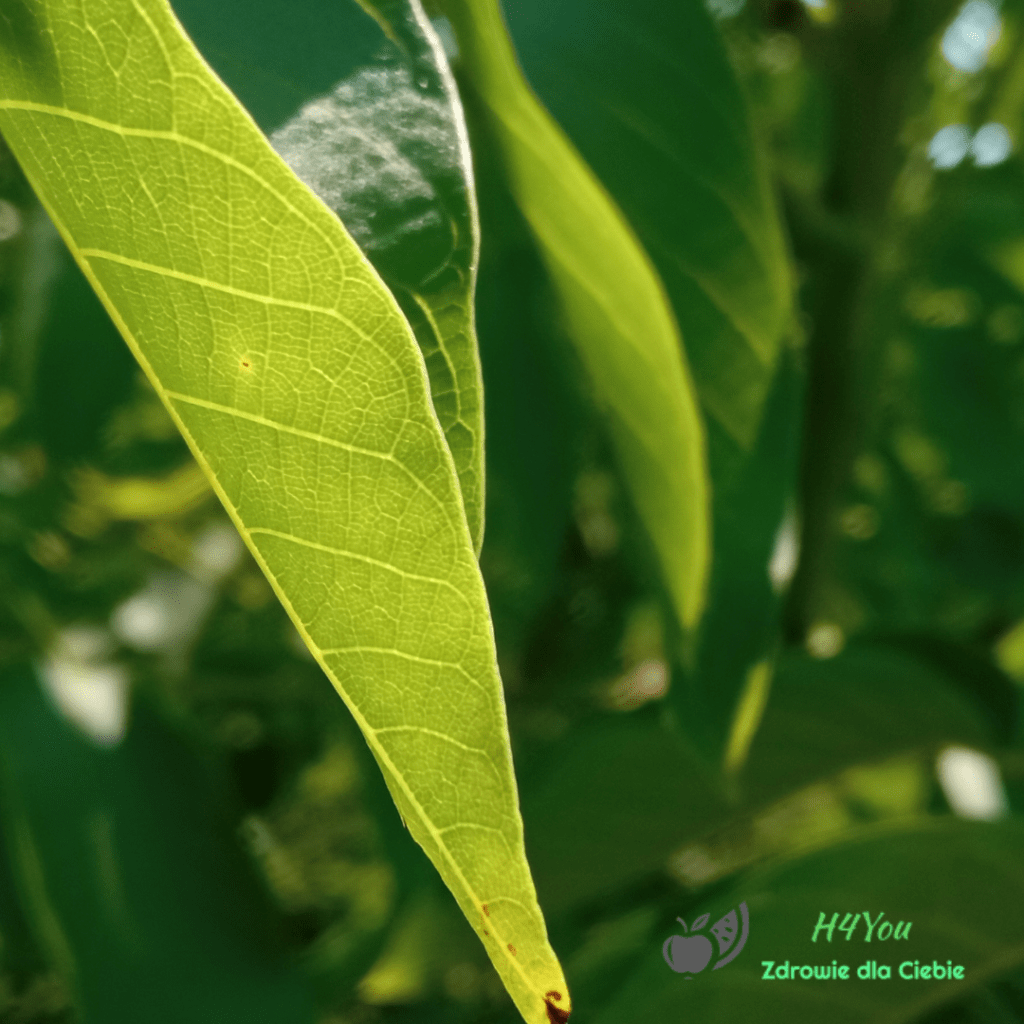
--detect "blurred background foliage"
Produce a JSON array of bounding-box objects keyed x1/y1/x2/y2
[{"x1": 0, "y1": 0, "x2": 1023, "y2": 1022}]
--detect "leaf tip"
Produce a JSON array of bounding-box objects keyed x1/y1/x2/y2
[{"x1": 544, "y1": 991, "x2": 570, "y2": 1024}]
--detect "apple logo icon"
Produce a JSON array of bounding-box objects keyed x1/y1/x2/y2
[{"x1": 662, "y1": 914, "x2": 713, "y2": 975}]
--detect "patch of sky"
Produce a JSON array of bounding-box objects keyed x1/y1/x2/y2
[
  {"x1": 970, "y1": 122, "x2": 1012, "y2": 166},
  {"x1": 928, "y1": 122, "x2": 1013, "y2": 169},
  {"x1": 928, "y1": 124, "x2": 972, "y2": 168},
  {"x1": 941, "y1": 0, "x2": 1001, "y2": 73}
]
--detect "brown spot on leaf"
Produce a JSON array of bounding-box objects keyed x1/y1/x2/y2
[
  {"x1": 507, "y1": 944, "x2": 517, "y2": 956},
  {"x1": 546, "y1": 992, "x2": 562, "y2": 1002},
  {"x1": 241, "y1": 361, "x2": 250, "y2": 368},
  {"x1": 544, "y1": 993, "x2": 570, "y2": 1023},
  {"x1": 482, "y1": 904, "x2": 490, "y2": 917},
  {"x1": 483, "y1": 930, "x2": 489, "y2": 936}
]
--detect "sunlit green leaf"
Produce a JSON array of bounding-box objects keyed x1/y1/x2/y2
[
  {"x1": 498, "y1": 0, "x2": 795, "y2": 485},
  {"x1": 454, "y1": 0, "x2": 797, "y2": 765},
  {"x1": 171, "y1": 0, "x2": 486, "y2": 551},
  {"x1": 434, "y1": 0, "x2": 711, "y2": 635},
  {"x1": 0, "y1": 2, "x2": 568, "y2": 1020}
]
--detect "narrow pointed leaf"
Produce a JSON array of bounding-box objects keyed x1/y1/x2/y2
[
  {"x1": 0, "y1": 2, "x2": 567, "y2": 1021},
  {"x1": 435, "y1": 0, "x2": 711, "y2": 633},
  {"x1": 170, "y1": 0, "x2": 486, "y2": 551},
  {"x1": 499, "y1": 0, "x2": 795, "y2": 484},
  {"x1": 488, "y1": 0, "x2": 798, "y2": 765}
]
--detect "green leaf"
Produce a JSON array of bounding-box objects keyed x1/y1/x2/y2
[
  {"x1": 170, "y1": 0, "x2": 486, "y2": 551},
  {"x1": 468, "y1": 106, "x2": 587, "y2": 658},
  {"x1": 0, "y1": 666, "x2": 314, "y2": 1023},
  {"x1": 0, "y1": 3, "x2": 568, "y2": 1021},
  {"x1": 519, "y1": 642, "x2": 993, "y2": 917},
  {"x1": 520, "y1": 710, "x2": 727, "y2": 917},
  {"x1": 591, "y1": 817, "x2": 1024, "y2": 1024},
  {"x1": 680, "y1": 342, "x2": 805, "y2": 765},
  {"x1": 497, "y1": 0, "x2": 795, "y2": 487},
  {"x1": 434, "y1": 0, "x2": 711, "y2": 634},
  {"x1": 487, "y1": 0, "x2": 798, "y2": 765},
  {"x1": 741, "y1": 643, "x2": 995, "y2": 805},
  {"x1": 914, "y1": 965, "x2": 1024, "y2": 1024}
]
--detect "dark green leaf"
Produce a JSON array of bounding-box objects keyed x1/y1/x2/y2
[
  {"x1": 520, "y1": 710, "x2": 726, "y2": 917},
  {"x1": 593, "y1": 817, "x2": 1024, "y2": 1024},
  {"x1": 0, "y1": 664, "x2": 314, "y2": 1024},
  {"x1": 741, "y1": 644, "x2": 994, "y2": 805},
  {"x1": 520, "y1": 642, "x2": 995, "y2": 917}
]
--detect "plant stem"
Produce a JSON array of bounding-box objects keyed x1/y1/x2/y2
[{"x1": 781, "y1": 0, "x2": 961, "y2": 642}]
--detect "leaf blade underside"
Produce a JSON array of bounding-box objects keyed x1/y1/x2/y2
[
  {"x1": 0, "y1": 1, "x2": 567, "y2": 1021},
  {"x1": 498, "y1": 0, "x2": 794, "y2": 480},
  {"x1": 436, "y1": 0, "x2": 712, "y2": 635}
]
